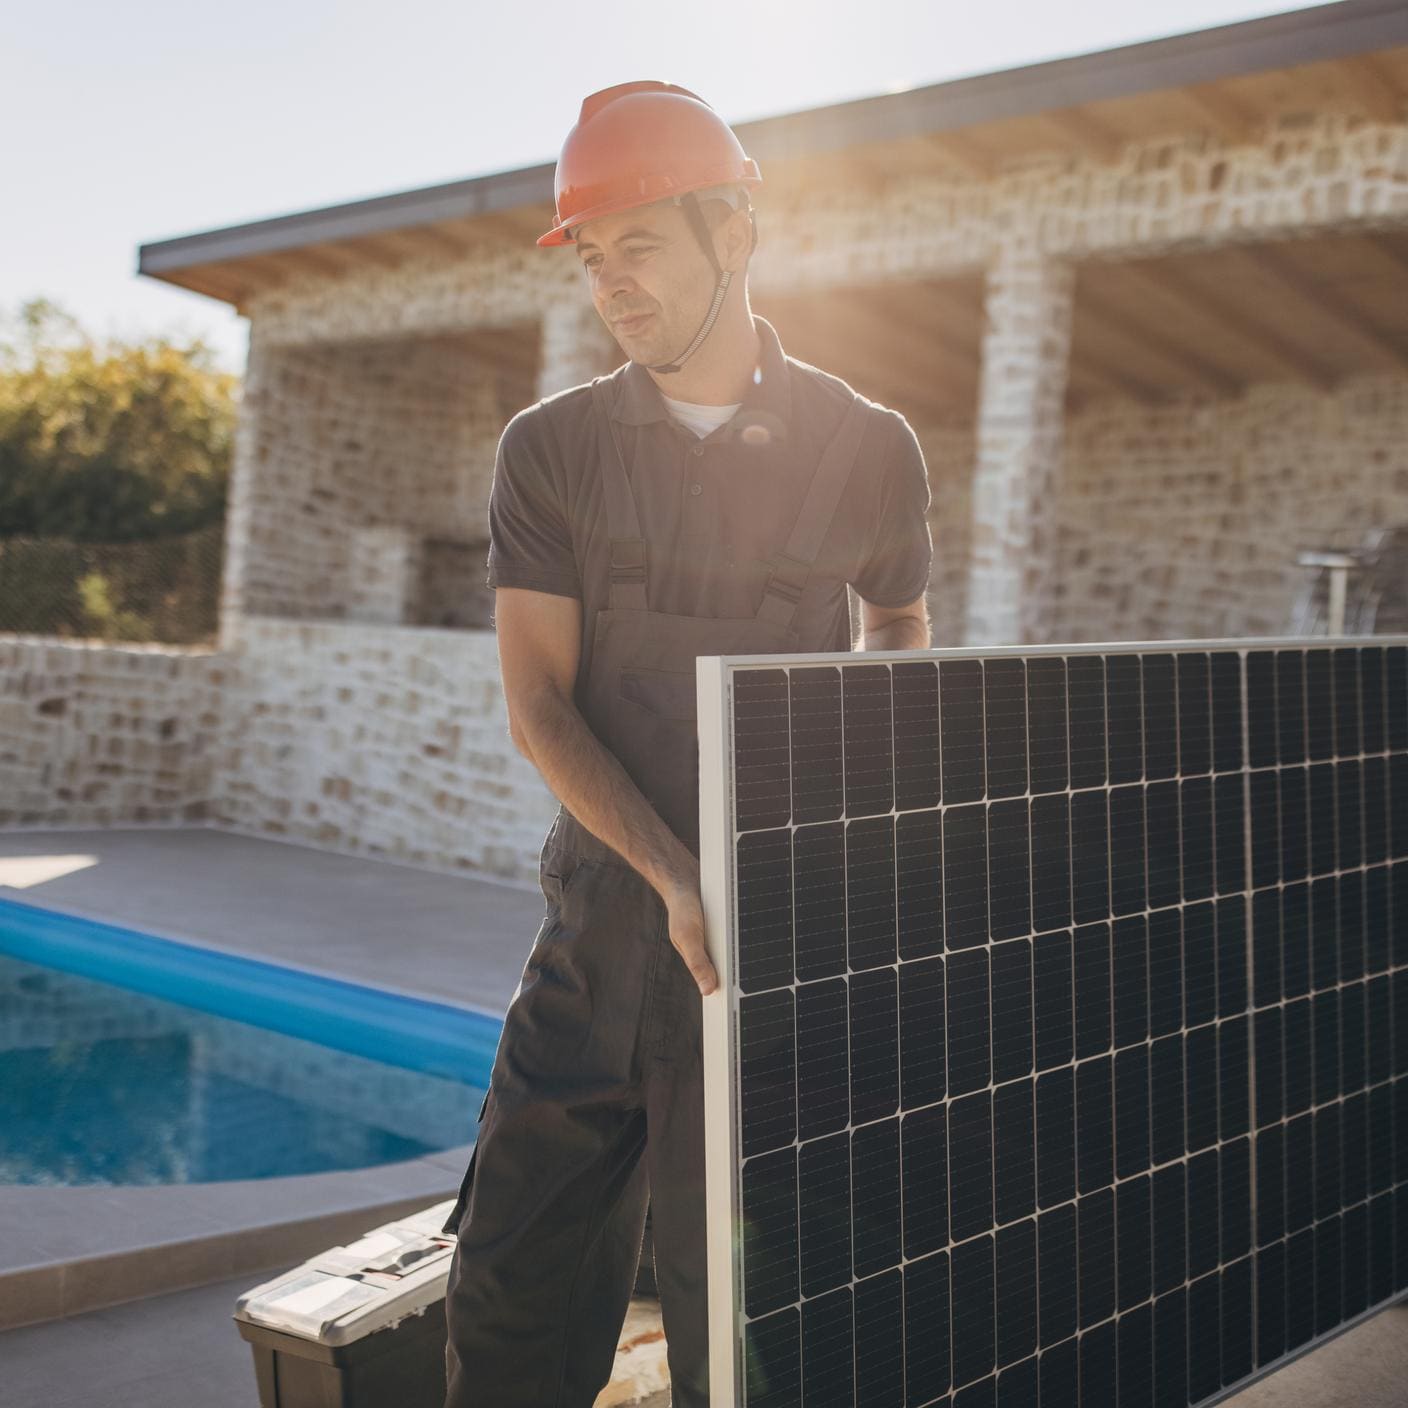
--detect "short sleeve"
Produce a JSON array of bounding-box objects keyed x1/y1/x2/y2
[
  {"x1": 850, "y1": 411, "x2": 933, "y2": 608},
  {"x1": 484, "y1": 409, "x2": 582, "y2": 600}
]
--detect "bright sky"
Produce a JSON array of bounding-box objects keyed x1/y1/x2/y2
[{"x1": 5, "y1": 0, "x2": 1325, "y2": 375}]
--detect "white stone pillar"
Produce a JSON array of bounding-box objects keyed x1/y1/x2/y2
[
  {"x1": 964, "y1": 246, "x2": 1075, "y2": 647},
  {"x1": 536, "y1": 298, "x2": 618, "y2": 400},
  {"x1": 218, "y1": 334, "x2": 279, "y2": 652}
]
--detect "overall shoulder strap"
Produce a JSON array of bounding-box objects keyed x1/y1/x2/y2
[
  {"x1": 757, "y1": 392, "x2": 871, "y2": 628},
  {"x1": 589, "y1": 377, "x2": 648, "y2": 612}
]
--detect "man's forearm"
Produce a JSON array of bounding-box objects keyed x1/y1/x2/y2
[
  {"x1": 514, "y1": 690, "x2": 697, "y2": 902},
  {"x1": 512, "y1": 615, "x2": 928, "y2": 902}
]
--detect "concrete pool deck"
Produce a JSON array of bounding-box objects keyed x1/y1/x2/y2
[
  {"x1": 0, "y1": 1151, "x2": 473, "y2": 1328},
  {"x1": 0, "y1": 824, "x2": 552, "y2": 1330},
  {"x1": 0, "y1": 822, "x2": 546, "y2": 1012},
  {"x1": 0, "y1": 1271, "x2": 674, "y2": 1408}
]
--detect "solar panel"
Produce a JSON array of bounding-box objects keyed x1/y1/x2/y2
[{"x1": 697, "y1": 637, "x2": 1408, "y2": 1408}]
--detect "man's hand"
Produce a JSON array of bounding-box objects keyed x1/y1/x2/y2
[{"x1": 662, "y1": 866, "x2": 719, "y2": 997}]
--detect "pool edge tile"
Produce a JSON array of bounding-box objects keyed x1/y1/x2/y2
[{"x1": 0, "y1": 1265, "x2": 63, "y2": 1330}]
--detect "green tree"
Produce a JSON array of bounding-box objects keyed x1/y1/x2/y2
[{"x1": 0, "y1": 297, "x2": 239, "y2": 541}]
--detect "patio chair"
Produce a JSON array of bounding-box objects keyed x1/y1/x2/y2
[
  {"x1": 1355, "y1": 525, "x2": 1408, "y2": 635},
  {"x1": 1289, "y1": 526, "x2": 1397, "y2": 636}
]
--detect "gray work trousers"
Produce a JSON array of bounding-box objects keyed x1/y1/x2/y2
[{"x1": 441, "y1": 809, "x2": 708, "y2": 1407}]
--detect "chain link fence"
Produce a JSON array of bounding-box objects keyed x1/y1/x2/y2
[{"x1": 0, "y1": 521, "x2": 224, "y2": 644}]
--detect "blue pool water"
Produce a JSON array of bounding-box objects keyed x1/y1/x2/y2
[{"x1": 0, "y1": 897, "x2": 500, "y2": 1186}]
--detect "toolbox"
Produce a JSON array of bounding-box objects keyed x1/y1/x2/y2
[{"x1": 233, "y1": 1200, "x2": 458, "y2": 1408}]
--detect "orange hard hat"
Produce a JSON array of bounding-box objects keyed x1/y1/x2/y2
[{"x1": 537, "y1": 81, "x2": 762, "y2": 248}]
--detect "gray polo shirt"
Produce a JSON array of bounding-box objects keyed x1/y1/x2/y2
[{"x1": 485, "y1": 314, "x2": 933, "y2": 697}]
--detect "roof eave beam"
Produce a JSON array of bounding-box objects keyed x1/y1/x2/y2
[
  {"x1": 1231, "y1": 243, "x2": 1408, "y2": 373},
  {"x1": 1116, "y1": 259, "x2": 1337, "y2": 391},
  {"x1": 1077, "y1": 287, "x2": 1245, "y2": 396}
]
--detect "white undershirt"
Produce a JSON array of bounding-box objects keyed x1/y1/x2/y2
[{"x1": 659, "y1": 392, "x2": 741, "y2": 440}]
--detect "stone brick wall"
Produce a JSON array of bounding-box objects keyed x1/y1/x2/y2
[
  {"x1": 0, "y1": 621, "x2": 557, "y2": 884},
  {"x1": 244, "y1": 237, "x2": 576, "y2": 349},
  {"x1": 212, "y1": 617, "x2": 555, "y2": 881},
  {"x1": 752, "y1": 112, "x2": 1408, "y2": 290},
  {"x1": 223, "y1": 336, "x2": 512, "y2": 627},
  {"x1": 903, "y1": 367, "x2": 1408, "y2": 650},
  {"x1": 0, "y1": 637, "x2": 222, "y2": 828},
  {"x1": 1056, "y1": 371, "x2": 1408, "y2": 643}
]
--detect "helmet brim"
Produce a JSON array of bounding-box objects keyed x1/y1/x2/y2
[{"x1": 537, "y1": 167, "x2": 761, "y2": 248}]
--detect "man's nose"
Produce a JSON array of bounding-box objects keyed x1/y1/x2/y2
[{"x1": 592, "y1": 256, "x2": 636, "y2": 302}]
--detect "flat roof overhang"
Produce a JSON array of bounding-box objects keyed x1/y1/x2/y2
[{"x1": 137, "y1": 0, "x2": 1408, "y2": 311}]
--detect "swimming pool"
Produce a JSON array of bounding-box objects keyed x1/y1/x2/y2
[{"x1": 0, "y1": 896, "x2": 500, "y2": 1186}]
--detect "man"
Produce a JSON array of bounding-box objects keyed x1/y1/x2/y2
[{"x1": 442, "y1": 81, "x2": 933, "y2": 1408}]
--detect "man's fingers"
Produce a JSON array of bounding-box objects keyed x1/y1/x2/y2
[
  {"x1": 693, "y1": 955, "x2": 718, "y2": 996},
  {"x1": 674, "y1": 934, "x2": 718, "y2": 996},
  {"x1": 666, "y1": 885, "x2": 718, "y2": 995}
]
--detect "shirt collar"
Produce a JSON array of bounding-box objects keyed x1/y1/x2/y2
[{"x1": 609, "y1": 314, "x2": 793, "y2": 439}]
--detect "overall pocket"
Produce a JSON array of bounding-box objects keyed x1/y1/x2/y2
[
  {"x1": 539, "y1": 844, "x2": 596, "y2": 912},
  {"x1": 617, "y1": 665, "x2": 696, "y2": 720},
  {"x1": 441, "y1": 1085, "x2": 492, "y2": 1236}
]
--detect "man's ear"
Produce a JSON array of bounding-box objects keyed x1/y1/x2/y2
[{"x1": 720, "y1": 205, "x2": 755, "y2": 274}]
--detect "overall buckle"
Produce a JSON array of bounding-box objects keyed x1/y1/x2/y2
[
  {"x1": 610, "y1": 538, "x2": 647, "y2": 585},
  {"x1": 764, "y1": 552, "x2": 810, "y2": 605}
]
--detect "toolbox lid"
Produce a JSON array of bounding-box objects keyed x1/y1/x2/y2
[{"x1": 233, "y1": 1199, "x2": 458, "y2": 1347}]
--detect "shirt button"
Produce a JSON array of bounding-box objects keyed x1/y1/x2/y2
[
  {"x1": 690, "y1": 482, "x2": 703, "y2": 496},
  {"x1": 691, "y1": 445, "x2": 704, "y2": 456}
]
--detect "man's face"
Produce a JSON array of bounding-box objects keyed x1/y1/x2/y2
[{"x1": 574, "y1": 198, "x2": 735, "y2": 364}]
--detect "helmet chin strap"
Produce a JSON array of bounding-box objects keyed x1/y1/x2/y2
[{"x1": 647, "y1": 190, "x2": 757, "y2": 376}]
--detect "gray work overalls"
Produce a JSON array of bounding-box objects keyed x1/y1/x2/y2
[{"x1": 442, "y1": 376, "x2": 871, "y2": 1408}]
